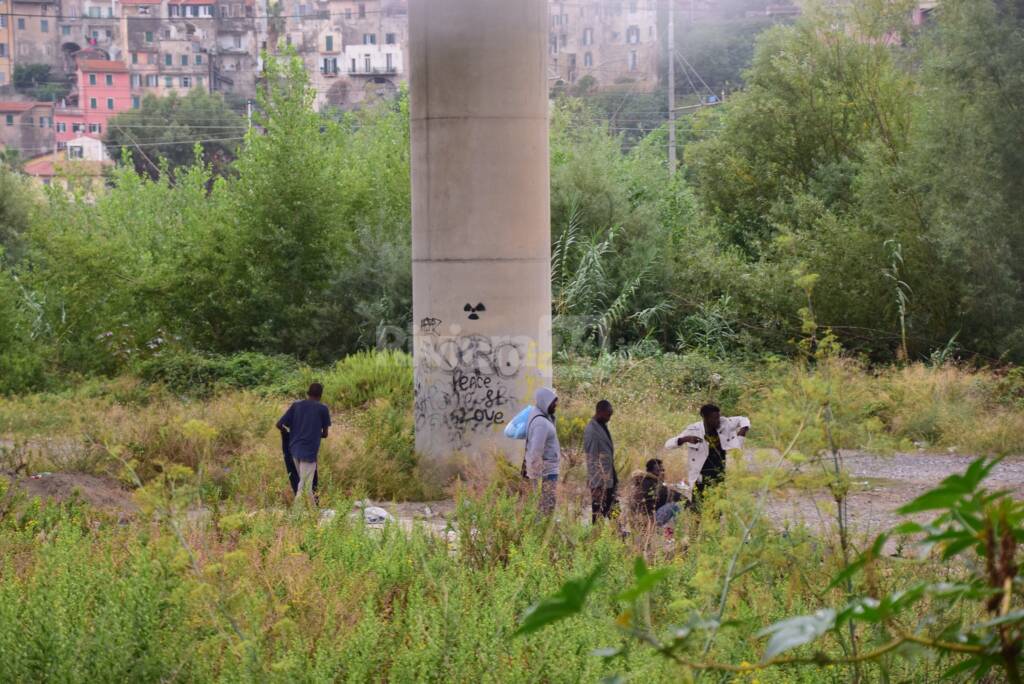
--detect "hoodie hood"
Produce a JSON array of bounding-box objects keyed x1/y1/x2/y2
[{"x1": 534, "y1": 387, "x2": 557, "y2": 415}]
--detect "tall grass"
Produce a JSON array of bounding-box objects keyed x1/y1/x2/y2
[
  {"x1": 0, "y1": 483, "x2": 957, "y2": 683},
  {"x1": 4, "y1": 353, "x2": 1024, "y2": 507}
]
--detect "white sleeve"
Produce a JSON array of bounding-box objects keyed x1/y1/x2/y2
[{"x1": 664, "y1": 422, "x2": 701, "y2": 450}]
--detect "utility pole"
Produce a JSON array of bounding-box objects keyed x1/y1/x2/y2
[{"x1": 667, "y1": 0, "x2": 676, "y2": 176}]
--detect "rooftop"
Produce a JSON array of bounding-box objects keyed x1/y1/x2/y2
[
  {"x1": 0, "y1": 101, "x2": 50, "y2": 113},
  {"x1": 23, "y1": 152, "x2": 112, "y2": 178},
  {"x1": 78, "y1": 59, "x2": 130, "y2": 73}
]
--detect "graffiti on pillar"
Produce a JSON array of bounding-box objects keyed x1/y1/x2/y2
[
  {"x1": 415, "y1": 332, "x2": 525, "y2": 449},
  {"x1": 463, "y1": 302, "x2": 486, "y2": 320},
  {"x1": 419, "y1": 317, "x2": 442, "y2": 335}
]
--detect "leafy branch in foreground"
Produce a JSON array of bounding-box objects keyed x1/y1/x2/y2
[{"x1": 513, "y1": 456, "x2": 1022, "y2": 681}]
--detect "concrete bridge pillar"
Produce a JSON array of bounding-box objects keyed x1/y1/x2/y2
[{"x1": 409, "y1": 0, "x2": 552, "y2": 466}]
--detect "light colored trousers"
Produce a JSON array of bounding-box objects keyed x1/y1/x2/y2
[{"x1": 292, "y1": 458, "x2": 317, "y2": 508}]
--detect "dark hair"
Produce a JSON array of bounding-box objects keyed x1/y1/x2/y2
[
  {"x1": 645, "y1": 458, "x2": 663, "y2": 473},
  {"x1": 596, "y1": 399, "x2": 613, "y2": 412},
  {"x1": 700, "y1": 403, "x2": 720, "y2": 418},
  {"x1": 308, "y1": 382, "x2": 324, "y2": 399}
]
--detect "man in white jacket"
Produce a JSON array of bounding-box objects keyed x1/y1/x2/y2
[{"x1": 664, "y1": 404, "x2": 750, "y2": 508}]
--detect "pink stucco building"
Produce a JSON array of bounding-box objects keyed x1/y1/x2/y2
[{"x1": 55, "y1": 59, "x2": 132, "y2": 146}]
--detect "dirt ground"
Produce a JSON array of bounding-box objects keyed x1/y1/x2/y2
[
  {"x1": 2, "y1": 470, "x2": 138, "y2": 516},
  {"x1": 3, "y1": 452, "x2": 1022, "y2": 537}
]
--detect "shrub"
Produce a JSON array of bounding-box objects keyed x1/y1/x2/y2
[
  {"x1": 311, "y1": 350, "x2": 412, "y2": 409},
  {"x1": 330, "y1": 397, "x2": 424, "y2": 500},
  {"x1": 136, "y1": 350, "x2": 300, "y2": 397}
]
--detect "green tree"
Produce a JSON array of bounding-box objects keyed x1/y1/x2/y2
[
  {"x1": 0, "y1": 163, "x2": 34, "y2": 264},
  {"x1": 104, "y1": 90, "x2": 246, "y2": 179},
  {"x1": 911, "y1": 0, "x2": 1024, "y2": 360}
]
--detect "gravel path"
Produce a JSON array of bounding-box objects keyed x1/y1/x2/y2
[{"x1": 760, "y1": 452, "x2": 1024, "y2": 541}]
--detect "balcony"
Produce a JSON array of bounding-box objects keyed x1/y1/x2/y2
[
  {"x1": 348, "y1": 65, "x2": 398, "y2": 76},
  {"x1": 321, "y1": 70, "x2": 338, "y2": 78}
]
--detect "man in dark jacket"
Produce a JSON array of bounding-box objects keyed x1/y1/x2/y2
[
  {"x1": 584, "y1": 400, "x2": 617, "y2": 522},
  {"x1": 629, "y1": 458, "x2": 683, "y2": 527},
  {"x1": 277, "y1": 382, "x2": 331, "y2": 510}
]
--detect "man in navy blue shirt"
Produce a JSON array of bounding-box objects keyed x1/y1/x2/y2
[{"x1": 277, "y1": 383, "x2": 332, "y2": 509}]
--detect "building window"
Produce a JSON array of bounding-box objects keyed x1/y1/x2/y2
[
  {"x1": 553, "y1": 14, "x2": 561, "y2": 26},
  {"x1": 629, "y1": 0, "x2": 637, "y2": 11},
  {"x1": 549, "y1": 34, "x2": 557, "y2": 54},
  {"x1": 350, "y1": 58, "x2": 356, "y2": 73},
  {"x1": 386, "y1": 53, "x2": 393, "y2": 71},
  {"x1": 40, "y1": 19, "x2": 48, "y2": 32},
  {"x1": 146, "y1": 74, "x2": 158, "y2": 86},
  {"x1": 385, "y1": 32, "x2": 395, "y2": 44},
  {"x1": 559, "y1": 33, "x2": 567, "y2": 48},
  {"x1": 131, "y1": 74, "x2": 141, "y2": 87},
  {"x1": 363, "y1": 33, "x2": 375, "y2": 45},
  {"x1": 196, "y1": 76, "x2": 203, "y2": 87},
  {"x1": 69, "y1": 146, "x2": 84, "y2": 159},
  {"x1": 0, "y1": 16, "x2": 5, "y2": 28},
  {"x1": 233, "y1": 34, "x2": 241, "y2": 48},
  {"x1": 88, "y1": 6, "x2": 99, "y2": 17},
  {"x1": 4, "y1": 114, "x2": 12, "y2": 126},
  {"x1": 325, "y1": 34, "x2": 333, "y2": 51},
  {"x1": 107, "y1": 98, "x2": 114, "y2": 109},
  {"x1": 180, "y1": 54, "x2": 188, "y2": 66},
  {"x1": 72, "y1": 122, "x2": 82, "y2": 133},
  {"x1": 88, "y1": 123, "x2": 101, "y2": 133},
  {"x1": 147, "y1": 53, "x2": 157, "y2": 65},
  {"x1": 358, "y1": 3, "x2": 365, "y2": 18},
  {"x1": 169, "y1": 5, "x2": 180, "y2": 16},
  {"x1": 582, "y1": 28, "x2": 593, "y2": 46},
  {"x1": 165, "y1": 54, "x2": 172, "y2": 65},
  {"x1": 345, "y1": 8, "x2": 351, "y2": 19},
  {"x1": 56, "y1": 122, "x2": 66, "y2": 132},
  {"x1": 145, "y1": 30, "x2": 154, "y2": 42},
  {"x1": 220, "y1": 5, "x2": 227, "y2": 17},
  {"x1": 62, "y1": 25, "x2": 70, "y2": 35},
  {"x1": 105, "y1": 74, "x2": 113, "y2": 86},
  {"x1": 195, "y1": 54, "x2": 202, "y2": 64},
  {"x1": 627, "y1": 26, "x2": 640, "y2": 44},
  {"x1": 24, "y1": 116, "x2": 32, "y2": 125},
  {"x1": 364, "y1": 55, "x2": 371, "y2": 72},
  {"x1": 181, "y1": 76, "x2": 191, "y2": 87},
  {"x1": 132, "y1": 96, "x2": 140, "y2": 108},
  {"x1": 131, "y1": 52, "x2": 138, "y2": 64},
  {"x1": 321, "y1": 57, "x2": 337, "y2": 74},
  {"x1": 165, "y1": 76, "x2": 173, "y2": 87},
  {"x1": 16, "y1": 18, "x2": 24, "y2": 30},
  {"x1": 0, "y1": 43, "x2": 5, "y2": 58},
  {"x1": 628, "y1": 50, "x2": 637, "y2": 71},
  {"x1": 584, "y1": 51, "x2": 592, "y2": 67},
  {"x1": 89, "y1": 74, "x2": 97, "y2": 85}
]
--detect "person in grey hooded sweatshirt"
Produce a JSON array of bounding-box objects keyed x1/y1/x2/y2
[{"x1": 524, "y1": 387, "x2": 561, "y2": 515}]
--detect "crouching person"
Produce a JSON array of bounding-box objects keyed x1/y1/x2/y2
[
  {"x1": 524, "y1": 387, "x2": 561, "y2": 515},
  {"x1": 629, "y1": 458, "x2": 683, "y2": 529}
]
